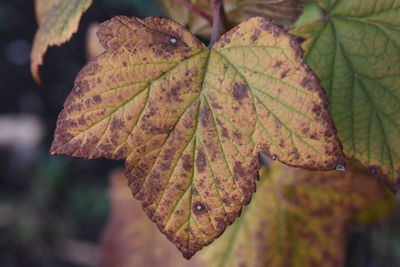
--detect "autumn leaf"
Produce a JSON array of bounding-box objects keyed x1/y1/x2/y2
[
  {"x1": 50, "y1": 16, "x2": 343, "y2": 257},
  {"x1": 100, "y1": 170, "x2": 201, "y2": 267},
  {"x1": 291, "y1": 0, "x2": 400, "y2": 191},
  {"x1": 159, "y1": 0, "x2": 304, "y2": 38},
  {"x1": 31, "y1": 0, "x2": 93, "y2": 83},
  {"x1": 200, "y1": 162, "x2": 391, "y2": 267}
]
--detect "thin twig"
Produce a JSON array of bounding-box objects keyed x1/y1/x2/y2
[
  {"x1": 208, "y1": 0, "x2": 222, "y2": 48},
  {"x1": 175, "y1": 0, "x2": 213, "y2": 25}
]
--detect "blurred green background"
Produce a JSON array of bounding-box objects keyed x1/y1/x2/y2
[{"x1": 1, "y1": 0, "x2": 400, "y2": 266}]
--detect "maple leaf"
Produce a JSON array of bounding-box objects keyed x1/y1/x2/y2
[
  {"x1": 200, "y1": 162, "x2": 392, "y2": 267},
  {"x1": 31, "y1": 0, "x2": 93, "y2": 83},
  {"x1": 50, "y1": 16, "x2": 343, "y2": 257},
  {"x1": 291, "y1": 0, "x2": 400, "y2": 191},
  {"x1": 159, "y1": 0, "x2": 304, "y2": 38}
]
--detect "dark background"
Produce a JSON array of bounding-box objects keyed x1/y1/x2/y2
[{"x1": 1, "y1": 0, "x2": 400, "y2": 266}]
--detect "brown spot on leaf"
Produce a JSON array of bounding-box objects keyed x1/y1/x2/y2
[
  {"x1": 251, "y1": 28, "x2": 262, "y2": 41},
  {"x1": 196, "y1": 149, "x2": 207, "y2": 173},
  {"x1": 182, "y1": 154, "x2": 192, "y2": 172},
  {"x1": 222, "y1": 127, "x2": 229, "y2": 138},
  {"x1": 312, "y1": 103, "x2": 322, "y2": 116},
  {"x1": 93, "y1": 95, "x2": 102, "y2": 102},
  {"x1": 166, "y1": 86, "x2": 183, "y2": 103},
  {"x1": 200, "y1": 105, "x2": 211, "y2": 128},
  {"x1": 216, "y1": 118, "x2": 229, "y2": 138},
  {"x1": 111, "y1": 118, "x2": 125, "y2": 131},
  {"x1": 301, "y1": 127, "x2": 310, "y2": 135},
  {"x1": 261, "y1": 21, "x2": 282, "y2": 38},
  {"x1": 289, "y1": 36, "x2": 304, "y2": 58},
  {"x1": 279, "y1": 139, "x2": 285, "y2": 148},
  {"x1": 274, "y1": 118, "x2": 282, "y2": 131},
  {"x1": 233, "y1": 161, "x2": 246, "y2": 177},
  {"x1": 274, "y1": 60, "x2": 283, "y2": 69},
  {"x1": 233, "y1": 82, "x2": 249, "y2": 104},
  {"x1": 280, "y1": 69, "x2": 290, "y2": 79},
  {"x1": 209, "y1": 95, "x2": 223, "y2": 110}
]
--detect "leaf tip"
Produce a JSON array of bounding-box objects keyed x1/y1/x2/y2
[
  {"x1": 49, "y1": 140, "x2": 62, "y2": 156},
  {"x1": 182, "y1": 251, "x2": 194, "y2": 260},
  {"x1": 30, "y1": 60, "x2": 43, "y2": 85},
  {"x1": 49, "y1": 147, "x2": 57, "y2": 156}
]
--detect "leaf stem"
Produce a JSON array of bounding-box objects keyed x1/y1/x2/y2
[
  {"x1": 208, "y1": 0, "x2": 222, "y2": 48},
  {"x1": 175, "y1": 0, "x2": 213, "y2": 25}
]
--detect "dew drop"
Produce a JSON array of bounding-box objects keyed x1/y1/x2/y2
[
  {"x1": 74, "y1": 86, "x2": 80, "y2": 93},
  {"x1": 170, "y1": 37, "x2": 177, "y2": 44},
  {"x1": 193, "y1": 202, "x2": 206, "y2": 213},
  {"x1": 272, "y1": 155, "x2": 277, "y2": 160},
  {"x1": 335, "y1": 163, "x2": 346, "y2": 172}
]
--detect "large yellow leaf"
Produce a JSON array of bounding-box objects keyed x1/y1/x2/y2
[
  {"x1": 291, "y1": 0, "x2": 400, "y2": 191},
  {"x1": 159, "y1": 0, "x2": 304, "y2": 38},
  {"x1": 200, "y1": 162, "x2": 391, "y2": 267},
  {"x1": 31, "y1": 0, "x2": 93, "y2": 83},
  {"x1": 50, "y1": 16, "x2": 343, "y2": 257}
]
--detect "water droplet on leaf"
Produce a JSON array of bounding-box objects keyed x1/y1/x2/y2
[
  {"x1": 193, "y1": 202, "x2": 206, "y2": 213},
  {"x1": 170, "y1": 37, "x2": 177, "y2": 44},
  {"x1": 335, "y1": 163, "x2": 346, "y2": 172}
]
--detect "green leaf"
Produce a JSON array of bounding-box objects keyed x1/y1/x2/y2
[
  {"x1": 200, "y1": 162, "x2": 391, "y2": 267},
  {"x1": 291, "y1": 0, "x2": 400, "y2": 191}
]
